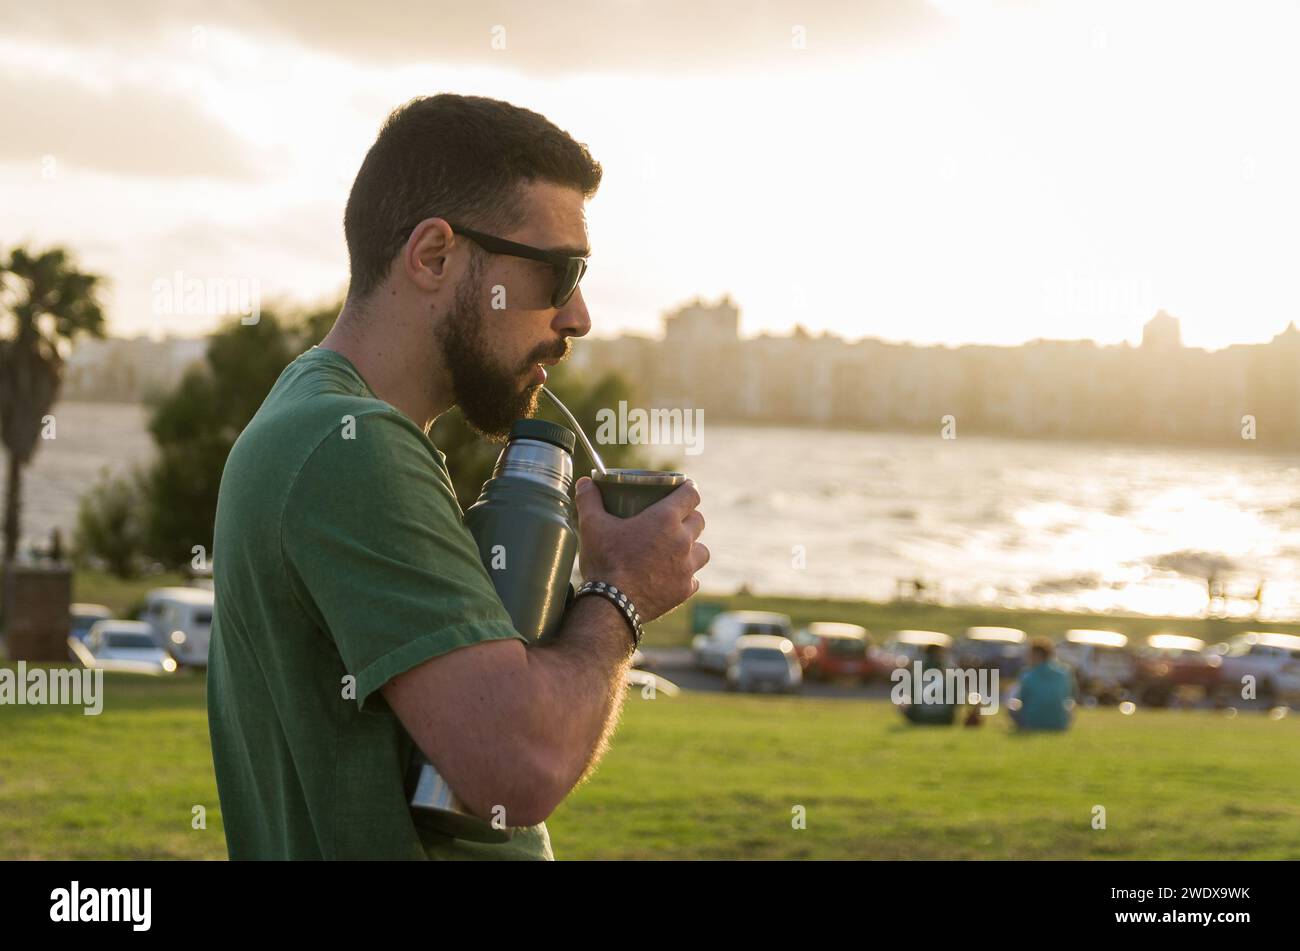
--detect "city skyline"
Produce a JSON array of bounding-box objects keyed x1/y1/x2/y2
[
  {"x1": 66, "y1": 296, "x2": 1300, "y2": 352},
  {"x1": 5, "y1": 1, "x2": 1300, "y2": 350},
  {"x1": 572, "y1": 299, "x2": 1300, "y2": 448},
  {"x1": 65, "y1": 300, "x2": 1300, "y2": 453}
]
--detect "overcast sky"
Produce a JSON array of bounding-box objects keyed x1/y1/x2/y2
[{"x1": 3, "y1": 0, "x2": 1299, "y2": 349}]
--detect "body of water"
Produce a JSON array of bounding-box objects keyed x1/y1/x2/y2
[
  {"x1": 11, "y1": 403, "x2": 1300, "y2": 620},
  {"x1": 7, "y1": 401, "x2": 154, "y2": 559},
  {"x1": 644, "y1": 424, "x2": 1300, "y2": 620}
]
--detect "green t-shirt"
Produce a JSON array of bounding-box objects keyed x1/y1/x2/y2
[{"x1": 207, "y1": 346, "x2": 553, "y2": 860}]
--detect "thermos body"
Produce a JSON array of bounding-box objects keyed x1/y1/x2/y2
[
  {"x1": 408, "y1": 419, "x2": 579, "y2": 843},
  {"x1": 464, "y1": 466, "x2": 578, "y2": 643}
]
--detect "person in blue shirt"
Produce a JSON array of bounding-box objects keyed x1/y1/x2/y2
[{"x1": 1010, "y1": 637, "x2": 1075, "y2": 731}]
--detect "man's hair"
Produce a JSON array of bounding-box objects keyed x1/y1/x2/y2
[
  {"x1": 1029, "y1": 636, "x2": 1054, "y2": 661},
  {"x1": 344, "y1": 93, "x2": 602, "y2": 301}
]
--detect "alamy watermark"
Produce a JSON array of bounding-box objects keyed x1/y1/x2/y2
[
  {"x1": 0, "y1": 662, "x2": 103, "y2": 715},
  {"x1": 594, "y1": 401, "x2": 705, "y2": 455},
  {"x1": 152, "y1": 270, "x2": 261, "y2": 325},
  {"x1": 50, "y1": 882, "x2": 150, "y2": 931},
  {"x1": 890, "y1": 662, "x2": 1000, "y2": 714}
]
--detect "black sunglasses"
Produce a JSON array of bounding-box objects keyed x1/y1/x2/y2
[{"x1": 445, "y1": 222, "x2": 588, "y2": 308}]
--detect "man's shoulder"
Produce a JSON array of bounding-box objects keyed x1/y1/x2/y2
[
  {"x1": 1021, "y1": 664, "x2": 1049, "y2": 684},
  {"x1": 238, "y1": 350, "x2": 430, "y2": 466},
  {"x1": 218, "y1": 350, "x2": 444, "y2": 527},
  {"x1": 1040, "y1": 661, "x2": 1073, "y2": 687}
]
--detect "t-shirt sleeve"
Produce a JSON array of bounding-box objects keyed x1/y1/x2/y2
[{"x1": 281, "y1": 409, "x2": 523, "y2": 712}]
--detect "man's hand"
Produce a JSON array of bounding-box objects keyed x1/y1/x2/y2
[
  {"x1": 382, "y1": 477, "x2": 708, "y2": 827},
  {"x1": 574, "y1": 476, "x2": 708, "y2": 623}
]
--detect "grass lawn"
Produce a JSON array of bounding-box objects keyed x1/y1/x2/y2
[
  {"x1": 0, "y1": 669, "x2": 225, "y2": 860},
  {"x1": 67, "y1": 569, "x2": 191, "y2": 618},
  {"x1": 3, "y1": 664, "x2": 1298, "y2": 860}
]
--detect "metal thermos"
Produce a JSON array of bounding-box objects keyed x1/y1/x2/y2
[{"x1": 408, "y1": 418, "x2": 580, "y2": 842}]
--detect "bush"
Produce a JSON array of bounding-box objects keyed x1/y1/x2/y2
[{"x1": 75, "y1": 468, "x2": 148, "y2": 578}]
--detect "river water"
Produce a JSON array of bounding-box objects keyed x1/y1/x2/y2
[{"x1": 12, "y1": 403, "x2": 1300, "y2": 620}]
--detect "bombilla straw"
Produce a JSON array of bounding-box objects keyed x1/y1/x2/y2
[{"x1": 541, "y1": 385, "x2": 607, "y2": 477}]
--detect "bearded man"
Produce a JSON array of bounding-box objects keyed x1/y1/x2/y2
[{"x1": 207, "y1": 94, "x2": 707, "y2": 860}]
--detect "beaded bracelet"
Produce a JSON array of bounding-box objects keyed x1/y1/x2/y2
[{"x1": 574, "y1": 580, "x2": 643, "y2": 651}]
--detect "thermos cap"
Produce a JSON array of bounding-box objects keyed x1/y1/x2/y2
[{"x1": 509, "y1": 418, "x2": 576, "y2": 455}]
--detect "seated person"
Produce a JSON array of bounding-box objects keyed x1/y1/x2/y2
[
  {"x1": 1010, "y1": 637, "x2": 1075, "y2": 731},
  {"x1": 901, "y1": 643, "x2": 958, "y2": 726}
]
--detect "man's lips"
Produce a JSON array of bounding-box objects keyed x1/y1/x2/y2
[{"x1": 526, "y1": 355, "x2": 564, "y2": 383}]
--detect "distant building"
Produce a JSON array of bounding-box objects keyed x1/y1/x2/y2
[
  {"x1": 663, "y1": 295, "x2": 740, "y2": 345},
  {"x1": 62, "y1": 336, "x2": 207, "y2": 402},
  {"x1": 63, "y1": 308, "x2": 1300, "y2": 448},
  {"x1": 1141, "y1": 309, "x2": 1183, "y2": 351},
  {"x1": 578, "y1": 301, "x2": 1300, "y2": 448}
]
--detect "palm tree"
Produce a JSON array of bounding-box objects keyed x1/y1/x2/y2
[{"x1": 0, "y1": 247, "x2": 106, "y2": 564}]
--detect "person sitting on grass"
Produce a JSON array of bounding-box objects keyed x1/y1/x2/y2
[
  {"x1": 1009, "y1": 637, "x2": 1075, "y2": 732},
  {"x1": 901, "y1": 642, "x2": 958, "y2": 726}
]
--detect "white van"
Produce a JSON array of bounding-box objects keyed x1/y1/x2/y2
[
  {"x1": 692, "y1": 610, "x2": 793, "y2": 673},
  {"x1": 1055, "y1": 629, "x2": 1135, "y2": 701},
  {"x1": 140, "y1": 587, "x2": 215, "y2": 668}
]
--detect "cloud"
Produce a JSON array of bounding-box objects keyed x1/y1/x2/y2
[
  {"x1": 0, "y1": 69, "x2": 263, "y2": 181},
  {"x1": 2, "y1": 0, "x2": 950, "y2": 76}
]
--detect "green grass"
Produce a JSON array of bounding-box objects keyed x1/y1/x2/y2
[
  {"x1": 68, "y1": 569, "x2": 191, "y2": 618},
  {"x1": 4, "y1": 664, "x2": 1298, "y2": 860},
  {"x1": 0, "y1": 669, "x2": 225, "y2": 859},
  {"x1": 554, "y1": 692, "x2": 1300, "y2": 859},
  {"x1": 0, "y1": 568, "x2": 166, "y2": 632}
]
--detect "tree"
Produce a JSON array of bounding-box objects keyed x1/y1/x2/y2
[
  {"x1": 75, "y1": 469, "x2": 147, "y2": 578},
  {"x1": 0, "y1": 247, "x2": 106, "y2": 564},
  {"x1": 140, "y1": 311, "x2": 295, "y2": 571},
  {"x1": 76, "y1": 308, "x2": 316, "y2": 577}
]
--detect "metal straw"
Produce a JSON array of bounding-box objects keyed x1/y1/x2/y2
[{"x1": 541, "y1": 385, "x2": 607, "y2": 476}]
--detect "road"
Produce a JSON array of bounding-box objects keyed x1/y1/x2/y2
[
  {"x1": 639, "y1": 647, "x2": 896, "y2": 699},
  {"x1": 636, "y1": 648, "x2": 1287, "y2": 714}
]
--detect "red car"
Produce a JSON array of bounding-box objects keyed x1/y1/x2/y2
[
  {"x1": 793, "y1": 622, "x2": 875, "y2": 682},
  {"x1": 1134, "y1": 633, "x2": 1222, "y2": 705}
]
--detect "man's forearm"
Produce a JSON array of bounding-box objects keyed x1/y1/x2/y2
[{"x1": 523, "y1": 593, "x2": 634, "y2": 802}]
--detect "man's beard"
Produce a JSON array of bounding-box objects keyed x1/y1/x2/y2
[{"x1": 438, "y1": 258, "x2": 545, "y2": 441}]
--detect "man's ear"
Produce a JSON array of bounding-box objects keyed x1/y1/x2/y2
[{"x1": 403, "y1": 218, "x2": 456, "y2": 292}]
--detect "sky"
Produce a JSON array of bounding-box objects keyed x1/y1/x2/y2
[{"x1": 3, "y1": 0, "x2": 1300, "y2": 349}]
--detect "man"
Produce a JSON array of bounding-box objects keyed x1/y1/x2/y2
[
  {"x1": 207, "y1": 94, "x2": 708, "y2": 859},
  {"x1": 1010, "y1": 637, "x2": 1075, "y2": 732},
  {"x1": 900, "y1": 642, "x2": 957, "y2": 726}
]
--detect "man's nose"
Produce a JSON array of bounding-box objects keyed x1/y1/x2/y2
[{"x1": 554, "y1": 287, "x2": 591, "y2": 338}]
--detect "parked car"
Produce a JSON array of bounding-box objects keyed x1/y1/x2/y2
[
  {"x1": 624, "y1": 668, "x2": 681, "y2": 696},
  {"x1": 139, "y1": 587, "x2": 215, "y2": 667},
  {"x1": 84, "y1": 620, "x2": 178, "y2": 674},
  {"x1": 880, "y1": 630, "x2": 954, "y2": 669},
  {"x1": 1055, "y1": 629, "x2": 1136, "y2": 702},
  {"x1": 793, "y1": 622, "x2": 874, "y2": 682},
  {"x1": 955, "y1": 627, "x2": 1027, "y2": 679},
  {"x1": 69, "y1": 603, "x2": 113, "y2": 643},
  {"x1": 725, "y1": 635, "x2": 802, "y2": 694},
  {"x1": 692, "y1": 610, "x2": 793, "y2": 673},
  {"x1": 1133, "y1": 633, "x2": 1221, "y2": 705},
  {"x1": 1210, "y1": 632, "x2": 1300, "y2": 705}
]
